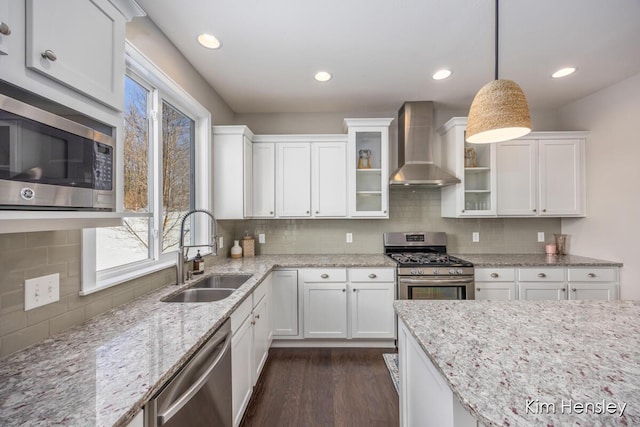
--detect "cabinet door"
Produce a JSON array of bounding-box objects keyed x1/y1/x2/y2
[
  {"x1": 539, "y1": 139, "x2": 584, "y2": 216},
  {"x1": 252, "y1": 143, "x2": 275, "y2": 217},
  {"x1": 518, "y1": 283, "x2": 566, "y2": 300},
  {"x1": 312, "y1": 142, "x2": 347, "y2": 217},
  {"x1": 272, "y1": 270, "x2": 299, "y2": 336},
  {"x1": 0, "y1": 0, "x2": 11, "y2": 55},
  {"x1": 496, "y1": 140, "x2": 537, "y2": 216},
  {"x1": 350, "y1": 282, "x2": 395, "y2": 339},
  {"x1": 252, "y1": 294, "x2": 269, "y2": 385},
  {"x1": 568, "y1": 283, "x2": 617, "y2": 301},
  {"x1": 303, "y1": 283, "x2": 347, "y2": 338},
  {"x1": 231, "y1": 315, "x2": 253, "y2": 427},
  {"x1": 277, "y1": 142, "x2": 311, "y2": 217},
  {"x1": 26, "y1": 0, "x2": 125, "y2": 109},
  {"x1": 475, "y1": 282, "x2": 516, "y2": 300}
]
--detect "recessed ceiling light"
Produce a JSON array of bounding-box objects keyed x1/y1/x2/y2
[
  {"x1": 314, "y1": 71, "x2": 332, "y2": 82},
  {"x1": 432, "y1": 69, "x2": 452, "y2": 80},
  {"x1": 552, "y1": 67, "x2": 576, "y2": 78},
  {"x1": 197, "y1": 33, "x2": 221, "y2": 49}
]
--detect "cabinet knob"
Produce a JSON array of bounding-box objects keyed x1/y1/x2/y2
[
  {"x1": 384, "y1": 210, "x2": 387, "y2": 214},
  {"x1": 368, "y1": 273, "x2": 377, "y2": 279},
  {"x1": 315, "y1": 211, "x2": 319, "y2": 214},
  {"x1": 476, "y1": 288, "x2": 481, "y2": 291},
  {"x1": 41, "y1": 49, "x2": 57, "y2": 61},
  {"x1": 587, "y1": 273, "x2": 596, "y2": 278},
  {"x1": 533, "y1": 209, "x2": 537, "y2": 213},
  {"x1": 353, "y1": 288, "x2": 356, "y2": 292},
  {"x1": 342, "y1": 288, "x2": 346, "y2": 292},
  {"x1": 270, "y1": 211, "x2": 273, "y2": 215},
  {"x1": 490, "y1": 273, "x2": 499, "y2": 278},
  {"x1": 461, "y1": 210, "x2": 465, "y2": 213},
  {"x1": 538, "y1": 273, "x2": 547, "y2": 278},
  {"x1": 251, "y1": 320, "x2": 256, "y2": 325},
  {"x1": 543, "y1": 209, "x2": 547, "y2": 213},
  {"x1": 306, "y1": 211, "x2": 310, "y2": 214},
  {"x1": 255, "y1": 314, "x2": 260, "y2": 319},
  {"x1": 561, "y1": 288, "x2": 566, "y2": 292},
  {"x1": 321, "y1": 273, "x2": 329, "y2": 279},
  {"x1": 572, "y1": 288, "x2": 577, "y2": 292},
  {"x1": 0, "y1": 22, "x2": 11, "y2": 36}
]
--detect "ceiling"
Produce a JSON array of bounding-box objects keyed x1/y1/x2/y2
[{"x1": 134, "y1": 0, "x2": 640, "y2": 114}]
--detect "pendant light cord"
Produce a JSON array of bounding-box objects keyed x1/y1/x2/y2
[{"x1": 494, "y1": 0, "x2": 499, "y2": 80}]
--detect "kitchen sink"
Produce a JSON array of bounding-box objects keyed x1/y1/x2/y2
[
  {"x1": 162, "y1": 288, "x2": 235, "y2": 303},
  {"x1": 190, "y1": 274, "x2": 253, "y2": 290}
]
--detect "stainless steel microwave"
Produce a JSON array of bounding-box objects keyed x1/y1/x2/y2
[{"x1": 0, "y1": 93, "x2": 114, "y2": 211}]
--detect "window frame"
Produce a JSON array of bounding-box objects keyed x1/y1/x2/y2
[{"x1": 81, "y1": 42, "x2": 212, "y2": 295}]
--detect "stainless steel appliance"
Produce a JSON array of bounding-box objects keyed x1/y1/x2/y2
[
  {"x1": 0, "y1": 93, "x2": 114, "y2": 210},
  {"x1": 145, "y1": 319, "x2": 232, "y2": 427},
  {"x1": 384, "y1": 231, "x2": 474, "y2": 300}
]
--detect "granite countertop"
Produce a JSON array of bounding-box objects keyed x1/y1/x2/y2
[
  {"x1": 395, "y1": 300, "x2": 640, "y2": 426},
  {"x1": 0, "y1": 254, "x2": 395, "y2": 427},
  {"x1": 454, "y1": 253, "x2": 623, "y2": 267}
]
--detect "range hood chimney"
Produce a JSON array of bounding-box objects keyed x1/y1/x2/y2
[{"x1": 389, "y1": 101, "x2": 460, "y2": 187}]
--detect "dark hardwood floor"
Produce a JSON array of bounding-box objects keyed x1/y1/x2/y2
[{"x1": 240, "y1": 348, "x2": 399, "y2": 427}]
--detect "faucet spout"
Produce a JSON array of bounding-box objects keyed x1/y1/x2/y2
[{"x1": 177, "y1": 209, "x2": 218, "y2": 286}]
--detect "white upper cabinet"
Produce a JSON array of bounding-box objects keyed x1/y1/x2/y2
[
  {"x1": 496, "y1": 132, "x2": 586, "y2": 217},
  {"x1": 251, "y1": 143, "x2": 275, "y2": 218},
  {"x1": 276, "y1": 142, "x2": 311, "y2": 217},
  {"x1": 312, "y1": 142, "x2": 348, "y2": 217},
  {"x1": 440, "y1": 118, "x2": 497, "y2": 218},
  {"x1": 25, "y1": 0, "x2": 127, "y2": 110},
  {"x1": 345, "y1": 118, "x2": 393, "y2": 218},
  {"x1": 0, "y1": 0, "x2": 12, "y2": 55}
]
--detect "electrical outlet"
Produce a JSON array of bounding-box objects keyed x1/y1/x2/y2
[
  {"x1": 218, "y1": 236, "x2": 224, "y2": 249},
  {"x1": 537, "y1": 232, "x2": 545, "y2": 243},
  {"x1": 472, "y1": 232, "x2": 480, "y2": 243},
  {"x1": 258, "y1": 233, "x2": 266, "y2": 244},
  {"x1": 346, "y1": 232, "x2": 353, "y2": 243},
  {"x1": 25, "y1": 273, "x2": 60, "y2": 311}
]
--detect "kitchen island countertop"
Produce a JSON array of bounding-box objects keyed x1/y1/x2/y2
[
  {"x1": 0, "y1": 254, "x2": 395, "y2": 427},
  {"x1": 395, "y1": 299, "x2": 640, "y2": 426},
  {"x1": 454, "y1": 253, "x2": 623, "y2": 267}
]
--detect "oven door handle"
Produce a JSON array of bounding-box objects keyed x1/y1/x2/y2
[{"x1": 400, "y1": 278, "x2": 473, "y2": 284}]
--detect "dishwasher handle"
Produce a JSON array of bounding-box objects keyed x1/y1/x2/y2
[{"x1": 157, "y1": 329, "x2": 231, "y2": 425}]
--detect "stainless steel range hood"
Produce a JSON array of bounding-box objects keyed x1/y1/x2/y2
[{"x1": 389, "y1": 101, "x2": 460, "y2": 187}]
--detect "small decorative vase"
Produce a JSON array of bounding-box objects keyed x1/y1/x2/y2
[
  {"x1": 553, "y1": 234, "x2": 567, "y2": 255},
  {"x1": 230, "y1": 240, "x2": 243, "y2": 259}
]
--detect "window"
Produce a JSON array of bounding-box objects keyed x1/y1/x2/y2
[{"x1": 81, "y1": 43, "x2": 211, "y2": 295}]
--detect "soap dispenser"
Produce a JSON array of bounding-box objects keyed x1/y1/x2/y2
[{"x1": 193, "y1": 250, "x2": 205, "y2": 275}]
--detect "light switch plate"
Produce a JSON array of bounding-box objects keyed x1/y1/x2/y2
[
  {"x1": 537, "y1": 232, "x2": 545, "y2": 242},
  {"x1": 346, "y1": 232, "x2": 353, "y2": 243},
  {"x1": 218, "y1": 236, "x2": 224, "y2": 249},
  {"x1": 472, "y1": 232, "x2": 480, "y2": 243},
  {"x1": 25, "y1": 273, "x2": 60, "y2": 311},
  {"x1": 258, "y1": 233, "x2": 266, "y2": 244}
]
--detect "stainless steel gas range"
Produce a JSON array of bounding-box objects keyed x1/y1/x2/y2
[{"x1": 384, "y1": 231, "x2": 475, "y2": 300}]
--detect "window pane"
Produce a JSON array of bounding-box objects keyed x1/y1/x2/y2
[
  {"x1": 96, "y1": 218, "x2": 150, "y2": 270},
  {"x1": 161, "y1": 101, "x2": 194, "y2": 253},
  {"x1": 97, "y1": 76, "x2": 151, "y2": 271}
]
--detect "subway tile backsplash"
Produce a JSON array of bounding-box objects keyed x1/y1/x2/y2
[{"x1": 0, "y1": 190, "x2": 557, "y2": 356}]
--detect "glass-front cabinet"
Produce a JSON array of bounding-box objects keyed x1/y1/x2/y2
[
  {"x1": 439, "y1": 117, "x2": 497, "y2": 218},
  {"x1": 344, "y1": 118, "x2": 393, "y2": 218}
]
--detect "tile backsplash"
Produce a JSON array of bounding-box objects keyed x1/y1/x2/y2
[{"x1": 230, "y1": 187, "x2": 561, "y2": 255}]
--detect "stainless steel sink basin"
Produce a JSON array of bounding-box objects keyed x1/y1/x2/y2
[
  {"x1": 190, "y1": 274, "x2": 253, "y2": 290},
  {"x1": 162, "y1": 288, "x2": 235, "y2": 303}
]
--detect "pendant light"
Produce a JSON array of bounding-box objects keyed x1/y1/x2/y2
[{"x1": 466, "y1": 0, "x2": 531, "y2": 144}]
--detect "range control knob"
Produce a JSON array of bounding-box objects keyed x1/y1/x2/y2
[
  {"x1": 410, "y1": 269, "x2": 416, "y2": 275},
  {"x1": 457, "y1": 269, "x2": 464, "y2": 274},
  {"x1": 449, "y1": 269, "x2": 456, "y2": 275},
  {"x1": 433, "y1": 269, "x2": 439, "y2": 275}
]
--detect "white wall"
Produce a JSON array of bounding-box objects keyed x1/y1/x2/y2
[{"x1": 559, "y1": 72, "x2": 640, "y2": 299}]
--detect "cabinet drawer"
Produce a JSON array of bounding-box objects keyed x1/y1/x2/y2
[
  {"x1": 231, "y1": 296, "x2": 252, "y2": 334},
  {"x1": 349, "y1": 268, "x2": 395, "y2": 282},
  {"x1": 567, "y1": 268, "x2": 616, "y2": 283},
  {"x1": 302, "y1": 268, "x2": 347, "y2": 282},
  {"x1": 475, "y1": 268, "x2": 515, "y2": 282},
  {"x1": 518, "y1": 268, "x2": 565, "y2": 282}
]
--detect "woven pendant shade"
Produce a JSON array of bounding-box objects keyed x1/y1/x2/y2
[{"x1": 466, "y1": 79, "x2": 531, "y2": 143}]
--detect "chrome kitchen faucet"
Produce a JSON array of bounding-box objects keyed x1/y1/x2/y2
[{"x1": 177, "y1": 209, "x2": 218, "y2": 286}]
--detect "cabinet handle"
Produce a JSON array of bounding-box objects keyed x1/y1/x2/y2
[
  {"x1": 321, "y1": 274, "x2": 329, "y2": 279},
  {"x1": 251, "y1": 320, "x2": 256, "y2": 325},
  {"x1": 41, "y1": 49, "x2": 57, "y2": 61},
  {"x1": 255, "y1": 314, "x2": 260, "y2": 319},
  {"x1": 538, "y1": 273, "x2": 547, "y2": 278},
  {"x1": 490, "y1": 273, "x2": 499, "y2": 278},
  {"x1": 572, "y1": 288, "x2": 577, "y2": 292},
  {"x1": 0, "y1": 22, "x2": 11, "y2": 36},
  {"x1": 587, "y1": 273, "x2": 596, "y2": 278},
  {"x1": 368, "y1": 273, "x2": 377, "y2": 279},
  {"x1": 476, "y1": 288, "x2": 481, "y2": 291}
]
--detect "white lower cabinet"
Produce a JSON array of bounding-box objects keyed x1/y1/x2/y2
[
  {"x1": 231, "y1": 275, "x2": 273, "y2": 427},
  {"x1": 567, "y1": 267, "x2": 618, "y2": 301},
  {"x1": 125, "y1": 410, "x2": 144, "y2": 427},
  {"x1": 302, "y1": 268, "x2": 396, "y2": 340},
  {"x1": 271, "y1": 270, "x2": 299, "y2": 336},
  {"x1": 474, "y1": 268, "x2": 516, "y2": 301},
  {"x1": 399, "y1": 320, "x2": 476, "y2": 427}
]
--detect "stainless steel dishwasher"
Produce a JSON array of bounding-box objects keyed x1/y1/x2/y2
[{"x1": 145, "y1": 319, "x2": 232, "y2": 427}]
